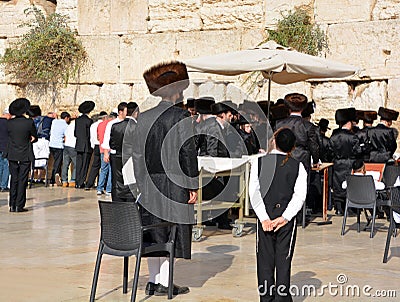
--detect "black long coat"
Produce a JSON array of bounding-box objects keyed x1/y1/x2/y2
[
  {"x1": 275, "y1": 115, "x2": 319, "y2": 171},
  {"x1": 6, "y1": 116, "x2": 38, "y2": 162},
  {"x1": 317, "y1": 131, "x2": 333, "y2": 163},
  {"x1": 132, "y1": 101, "x2": 198, "y2": 259},
  {"x1": 197, "y1": 117, "x2": 229, "y2": 157},
  {"x1": 356, "y1": 126, "x2": 373, "y2": 162},
  {"x1": 74, "y1": 114, "x2": 93, "y2": 153},
  {"x1": 329, "y1": 128, "x2": 362, "y2": 201},
  {"x1": 368, "y1": 123, "x2": 397, "y2": 163}
]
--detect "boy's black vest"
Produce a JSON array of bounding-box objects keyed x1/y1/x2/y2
[{"x1": 258, "y1": 154, "x2": 300, "y2": 220}]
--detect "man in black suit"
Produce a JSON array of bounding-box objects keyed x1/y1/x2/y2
[
  {"x1": 6, "y1": 98, "x2": 38, "y2": 212},
  {"x1": 74, "y1": 101, "x2": 95, "y2": 188}
]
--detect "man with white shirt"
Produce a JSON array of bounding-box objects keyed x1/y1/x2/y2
[
  {"x1": 249, "y1": 128, "x2": 307, "y2": 302},
  {"x1": 62, "y1": 118, "x2": 77, "y2": 187},
  {"x1": 85, "y1": 111, "x2": 108, "y2": 190}
]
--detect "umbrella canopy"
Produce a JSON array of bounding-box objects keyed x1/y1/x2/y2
[{"x1": 185, "y1": 40, "x2": 359, "y2": 84}]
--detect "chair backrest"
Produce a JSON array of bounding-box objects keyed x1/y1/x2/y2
[
  {"x1": 98, "y1": 200, "x2": 142, "y2": 252},
  {"x1": 382, "y1": 165, "x2": 400, "y2": 187},
  {"x1": 389, "y1": 186, "x2": 400, "y2": 209},
  {"x1": 346, "y1": 175, "x2": 376, "y2": 206}
]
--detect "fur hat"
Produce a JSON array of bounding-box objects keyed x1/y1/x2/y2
[
  {"x1": 194, "y1": 97, "x2": 215, "y2": 114},
  {"x1": 301, "y1": 101, "x2": 315, "y2": 118},
  {"x1": 270, "y1": 104, "x2": 289, "y2": 122},
  {"x1": 363, "y1": 110, "x2": 377, "y2": 123},
  {"x1": 186, "y1": 98, "x2": 195, "y2": 108},
  {"x1": 284, "y1": 93, "x2": 308, "y2": 112},
  {"x1": 9, "y1": 98, "x2": 31, "y2": 116},
  {"x1": 78, "y1": 101, "x2": 95, "y2": 114},
  {"x1": 317, "y1": 118, "x2": 330, "y2": 131},
  {"x1": 28, "y1": 105, "x2": 42, "y2": 117},
  {"x1": 335, "y1": 108, "x2": 356, "y2": 125},
  {"x1": 211, "y1": 101, "x2": 233, "y2": 115},
  {"x1": 143, "y1": 61, "x2": 189, "y2": 96},
  {"x1": 378, "y1": 107, "x2": 399, "y2": 121},
  {"x1": 355, "y1": 110, "x2": 364, "y2": 122},
  {"x1": 275, "y1": 128, "x2": 296, "y2": 153}
]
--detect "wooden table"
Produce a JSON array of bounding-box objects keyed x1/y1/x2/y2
[{"x1": 312, "y1": 163, "x2": 334, "y2": 222}]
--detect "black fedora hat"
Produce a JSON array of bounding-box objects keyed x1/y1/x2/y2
[
  {"x1": 195, "y1": 97, "x2": 215, "y2": 114},
  {"x1": 317, "y1": 118, "x2": 330, "y2": 131},
  {"x1": 78, "y1": 101, "x2": 95, "y2": 114},
  {"x1": 211, "y1": 101, "x2": 233, "y2": 115},
  {"x1": 9, "y1": 98, "x2": 31, "y2": 116}
]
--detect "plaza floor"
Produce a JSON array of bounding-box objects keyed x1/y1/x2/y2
[{"x1": 0, "y1": 186, "x2": 399, "y2": 302}]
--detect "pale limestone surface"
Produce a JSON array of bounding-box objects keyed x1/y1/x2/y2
[{"x1": 0, "y1": 186, "x2": 399, "y2": 301}]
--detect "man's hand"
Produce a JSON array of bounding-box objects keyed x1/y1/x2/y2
[
  {"x1": 103, "y1": 150, "x2": 110, "y2": 163},
  {"x1": 261, "y1": 219, "x2": 273, "y2": 232},
  {"x1": 188, "y1": 190, "x2": 198, "y2": 204},
  {"x1": 271, "y1": 216, "x2": 288, "y2": 232}
]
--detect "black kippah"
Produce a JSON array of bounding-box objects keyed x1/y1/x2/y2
[
  {"x1": 275, "y1": 128, "x2": 296, "y2": 153},
  {"x1": 352, "y1": 159, "x2": 364, "y2": 171}
]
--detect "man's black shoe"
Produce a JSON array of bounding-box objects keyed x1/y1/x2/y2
[
  {"x1": 154, "y1": 284, "x2": 189, "y2": 296},
  {"x1": 9, "y1": 207, "x2": 16, "y2": 212},
  {"x1": 16, "y1": 207, "x2": 28, "y2": 212},
  {"x1": 145, "y1": 282, "x2": 156, "y2": 295},
  {"x1": 84, "y1": 187, "x2": 91, "y2": 191}
]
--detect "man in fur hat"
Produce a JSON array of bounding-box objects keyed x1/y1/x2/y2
[
  {"x1": 356, "y1": 110, "x2": 377, "y2": 162},
  {"x1": 329, "y1": 108, "x2": 362, "y2": 215},
  {"x1": 368, "y1": 107, "x2": 398, "y2": 163},
  {"x1": 132, "y1": 61, "x2": 198, "y2": 296},
  {"x1": 74, "y1": 100, "x2": 95, "y2": 188}
]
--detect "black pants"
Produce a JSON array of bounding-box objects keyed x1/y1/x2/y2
[
  {"x1": 257, "y1": 219, "x2": 296, "y2": 302},
  {"x1": 50, "y1": 147, "x2": 63, "y2": 184},
  {"x1": 9, "y1": 160, "x2": 31, "y2": 209},
  {"x1": 110, "y1": 154, "x2": 134, "y2": 202},
  {"x1": 85, "y1": 145, "x2": 101, "y2": 188},
  {"x1": 76, "y1": 151, "x2": 92, "y2": 187}
]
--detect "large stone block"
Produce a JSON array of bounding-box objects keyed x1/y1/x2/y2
[
  {"x1": 78, "y1": 35, "x2": 120, "y2": 84},
  {"x1": 0, "y1": 0, "x2": 55, "y2": 37},
  {"x1": 315, "y1": 0, "x2": 373, "y2": 24},
  {"x1": 0, "y1": 84, "x2": 19, "y2": 112},
  {"x1": 264, "y1": 0, "x2": 313, "y2": 28},
  {"x1": 98, "y1": 83, "x2": 133, "y2": 111},
  {"x1": 57, "y1": 84, "x2": 100, "y2": 110},
  {"x1": 387, "y1": 78, "x2": 400, "y2": 110},
  {"x1": 148, "y1": 0, "x2": 202, "y2": 33},
  {"x1": 327, "y1": 20, "x2": 400, "y2": 78},
  {"x1": 352, "y1": 81, "x2": 387, "y2": 110},
  {"x1": 78, "y1": 0, "x2": 111, "y2": 35},
  {"x1": 110, "y1": 0, "x2": 148, "y2": 34},
  {"x1": 120, "y1": 32, "x2": 178, "y2": 83},
  {"x1": 372, "y1": 0, "x2": 400, "y2": 21},
  {"x1": 200, "y1": 0, "x2": 264, "y2": 30}
]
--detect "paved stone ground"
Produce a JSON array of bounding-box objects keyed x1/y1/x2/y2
[{"x1": 0, "y1": 186, "x2": 399, "y2": 301}]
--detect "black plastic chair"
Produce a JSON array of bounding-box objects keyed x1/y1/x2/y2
[
  {"x1": 382, "y1": 165, "x2": 400, "y2": 187},
  {"x1": 341, "y1": 175, "x2": 378, "y2": 238},
  {"x1": 383, "y1": 186, "x2": 400, "y2": 263},
  {"x1": 90, "y1": 200, "x2": 177, "y2": 302}
]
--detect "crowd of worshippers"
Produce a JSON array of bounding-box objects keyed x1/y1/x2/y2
[
  {"x1": 184, "y1": 93, "x2": 399, "y2": 220},
  {"x1": 1, "y1": 92, "x2": 398, "y2": 219}
]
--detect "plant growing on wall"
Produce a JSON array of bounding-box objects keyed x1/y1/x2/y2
[
  {"x1": 243, "y1": 7, "x2": 328, "y2": 97},
  {"x1": 0, "y1": 6, "x2": 87, "y2": 105}
]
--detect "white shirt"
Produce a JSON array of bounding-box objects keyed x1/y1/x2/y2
[
  {"x1": 249, "y1": 149, "x2": 307, "y2": 222},
  {"x1": 101, "y1": 117, "x2": 123, "y2": 154},
  {"x1": 90, "y1": 120, "x2": 101, "y2": 148},
  {"x1": 341, "y1": 172, "x2": 385, "y2": 190},
  {"x1": 64, "y1": 121, "x2": 76, "y2": 148}
]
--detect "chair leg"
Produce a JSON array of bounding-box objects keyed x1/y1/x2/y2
[
  {"x1": 90, "y1": 243, "x2": 104, "y2": 302},
  {"x1": 341, "y1": 203, "x2": 349, "y2": 236},
  {"x1": 357, "y1": 209, "x2": 360, "y2": 233},
  {"x1": 130, "y1": 251, "x2": 142, "y2": 302},
  {"x1": 370, "y1": 206, "x2": 377, "y2": 238},
  {"x1": 168, "y1": 247, "x2": 175, "y2": 300},
  {"x1": 123, "y1": 257, "x2": 129, "y2": 294},
  {"x1": 383, "y1": 220, "x2": 393, "y2": 263}
]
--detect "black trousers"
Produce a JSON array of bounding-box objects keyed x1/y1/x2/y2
[
  {"x1": 76, "y1": 151, "x2": 92, "y2": 187},
  {"x1": 9, "y1": 160, "x2": 31, "y2": 209},
  {"x1": 85, "y1": 145, "x2": 101, "y2": 188},
  {"x1": 257, "y1": 219, "x2": 296, "y2": 302},
  {"x1": 50, "y1": 147, "x2": 63, "y2": 184},
  {"x1": 110, "y1": 154, "x2": 134, "y2": 202}
]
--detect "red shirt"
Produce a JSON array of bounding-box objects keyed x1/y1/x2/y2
[{"x1": 97, "y1": 120, "x2": 109, "y2": 153}]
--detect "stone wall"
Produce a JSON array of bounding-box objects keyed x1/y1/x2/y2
[{"x1": 1, "y1": 0, "x2": 400, "y2": 138}]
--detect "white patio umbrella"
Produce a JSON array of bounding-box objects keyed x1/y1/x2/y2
[{"x1": 185, "y1": 40, "x2": 360, "y2": 101}]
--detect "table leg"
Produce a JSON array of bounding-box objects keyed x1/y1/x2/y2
[{"x1": 323, "y1": 168, "x2": 328, "y2": 221}]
